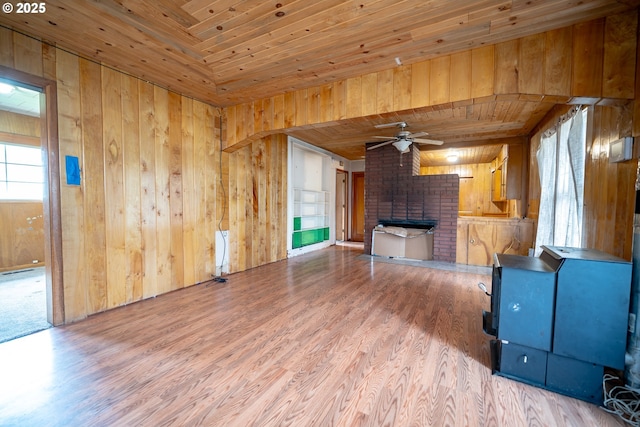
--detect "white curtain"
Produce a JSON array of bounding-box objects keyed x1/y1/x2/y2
[{"x1": 535, "y1": 107, "x2": 586, "y2": 254}]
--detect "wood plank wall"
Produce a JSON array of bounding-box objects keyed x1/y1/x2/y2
[
  {"x1": 0, "y1": 110, "x2": 40, "y2": 140},
  {"x1": 225, "y1": 11, "x2": 639, "y2": 150},
  {"x1": 52, "y1": 51, "x2": 227, "y2": 320},
  {"x1": 228, "y1": 134, "x2": 288, "y2": 273},
  {"x1": 528, "y1": 104, "x2": 636, "y2": 260},
  {"x1": 0, "y1": 28, "x2": 291, "y2": 323},
  {"x1": 0, "y1": 202, "x2": 44, "y2": 271},
  {"x1": 420, "y1": 164, "x2": 509, "y2": 217}
]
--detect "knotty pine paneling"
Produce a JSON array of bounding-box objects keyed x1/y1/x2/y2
[
  {"x1": 583, "y1": 105, "x2": 636, "y2": 260},
  {"x1": 518, "y1": 33, "x2": 545, "y2": 95},
  {"x1": 429, "y1": 55, "x2": 451, "y2": 105},
  {"x1": 0, "y1": 27, "x2": 13, "y2": 67},
  {"x1": 0, "y1": 31, "x2": 259, "y2": 322},
  {"x1": 102, "y1": 66, "x2": 127, "y2": 309},
  {"x1": 227, "y1": 134, "x2": 287, "y2": 274},
  {"x1": 181, "y1": 98, "x2": 196, "y2": 288},
  {"x1": 56, "y1": 49, "x2": 86, "y2": 321},
  {"x1": 603, "y1": 13, "x2": 638, "y2": 100},
  {"x1": 168, "y1": 91, "x2": 185, "y2": 292},
  {"x1": 0, "y1": 111, "x2": 40, "y2": 140},
  {"x1": 122, "y1": 73, "x2": 143, "y2": 304},
  {"x1": 225, "y1": 11, "x2": 639, "y2": 150},
  {"x1": 80, "y1": 58, "x2": 107, "y2": 315},
  {"x1": 138, "y1": 81, "x2": 158, "y2": 300},
  {"x1": 12, "y1": 31, "x2": 43, "y2": 77},
  {"x1": 494, "y1": 39, "x2": 519, "y2": 95},
  {"x1": 461, "y1": 217, "x2": 535, "y2": 266},
  {"x1": 528, "y1": 104, "x2": 635, "y2": 261},
  {"x1": 544, "y1": 27, "x2": 573, "y2": 97},
  {"x1": 411, "y1": 60, "x2": 430, "y2": 108},
  {"x1": 421, "y1": 163, "x2": 509, "y2": 218},
  {"x1": 572, "y1": 19, "x2": 605, "y2": 99},
  {"x1": 0, "y1": 202, "x2": 44, "y2": 271},
  {"x1": 450, "y1": 51, "x2": 472, "y2": 102},
  {"x1": 471, "y1": 45, "x2": 494, "y2": 98}
]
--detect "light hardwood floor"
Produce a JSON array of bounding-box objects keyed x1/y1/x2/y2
[{"x1": 0, "y1": 244, "x2": 628, "y2": 426}]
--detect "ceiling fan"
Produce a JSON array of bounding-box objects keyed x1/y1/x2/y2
[{"x1": 367, "y1": 122, "x2": 443, "y2": 153}]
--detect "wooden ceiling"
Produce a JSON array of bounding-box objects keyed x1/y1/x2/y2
[
  {"x1": 0, "y1": 0, "x2": 636, "y2": 163},
  {"x1": 287, "y1": 96, "x2": 554, "y2": 161}
]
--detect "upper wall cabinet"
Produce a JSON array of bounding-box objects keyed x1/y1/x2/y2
[{"x1": 491, "y1": 144, "x2": 523, "y2": 202}]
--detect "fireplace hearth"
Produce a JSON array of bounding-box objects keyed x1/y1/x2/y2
[{"x1": 365, "y1": 144, "x2": 459, "y2": 262}]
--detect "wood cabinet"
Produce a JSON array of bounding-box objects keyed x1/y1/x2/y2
[
  {"x1": 491, "y1": 144, "x2": 523, "y2": 202},
  {"x1": 457, "y1": 217, "x2": 534, "y2": 266},
  {"x1": 491, "y1": 164, "x2": 505, "y2": 201}
]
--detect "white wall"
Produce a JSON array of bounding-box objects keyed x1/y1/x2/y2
[{"x1": 287, "y1": 137, "x2": 352, "y2": 256}]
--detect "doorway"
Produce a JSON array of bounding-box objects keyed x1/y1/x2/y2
[
  {"x1": 0, "y1": 80, "x2": 49, "y2": 342},
  {"x1": 351, "y1": 171, "x2": 365, "y2": 242},
  {"x1": 335, "y1": 170, "x2": 347, "y2": 241},
  {"x1": 0, "y1": 67, "x2": 64, "y2": 340}
]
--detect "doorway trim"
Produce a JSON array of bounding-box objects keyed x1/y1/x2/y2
[
  {"x1": 335, "y1": 169, "x2": 348, "y2": 241},
  {"x1": 0, "y1": 65, "x2": 64, "y2": 326},
  {"x1": 351, "y1": 171, "x2": 365, "y2": 242}
]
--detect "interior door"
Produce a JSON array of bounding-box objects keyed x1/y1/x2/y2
[{"x1": 351, "y1": 171, "x2": 365, "y2": 242}]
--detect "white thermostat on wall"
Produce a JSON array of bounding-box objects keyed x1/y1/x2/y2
[{"x1": 609, "y1": 136, "x2": 633, "y2": 163}]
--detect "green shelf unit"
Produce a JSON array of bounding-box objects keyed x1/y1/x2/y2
[
  {"x1": 292, "y1": 228, "x2": 330, "y2": 249},
  {"x1": 292, "y1": 231, "x2": 302, "y2": 248},
  {"x1": 292, "y1": 188, "x2": 330, "y2": 250}
]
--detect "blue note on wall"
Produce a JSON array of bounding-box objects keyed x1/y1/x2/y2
[{"x1": 65, "y1": 155, "x2": 81, "y2": 185}]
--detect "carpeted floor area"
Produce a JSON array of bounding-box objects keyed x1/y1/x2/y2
[{"x1": 0, "y1": 267, "x2": 51, "y2": 343}]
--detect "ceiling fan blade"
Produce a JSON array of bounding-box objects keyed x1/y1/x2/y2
[
  {"x1": 413, "y1": 138, "x2": 444, "y2": 145},
  {"x1": 373, "y1": 135, "x2": 398, "y2": 139},
  {"x1": 374, "y1": 121, "x2": 406, "y2": 129},
  {"x1": 367, "y1": 140, "x2": 395, "y2": 150},
  {"x1": 407, "y1": 131, "x2": 429, "y2": 138}
]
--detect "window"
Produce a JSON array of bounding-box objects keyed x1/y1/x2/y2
[
  {"x1": 0, "y1": 143, "x2": 44, "y2": 200},
  {"x1": 535, "y1": 106, "x2": 587, "y2": 253}
]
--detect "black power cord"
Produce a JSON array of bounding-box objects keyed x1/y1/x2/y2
[{"x1": 211, "y1": 112, "x2": 228, "y2": 284}]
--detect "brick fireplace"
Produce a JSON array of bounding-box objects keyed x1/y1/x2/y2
[{"x1": 364, "y1": 143, "x2": 459, "y2": 262}]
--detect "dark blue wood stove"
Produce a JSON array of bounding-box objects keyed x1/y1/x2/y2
[{"x1": 483, "y1": 245, "x2": 632, "y2": 405}]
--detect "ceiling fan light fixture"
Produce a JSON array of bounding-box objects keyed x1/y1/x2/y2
[
  {"x1": 447, "y1": 153, "x2": 459, "y2": 162},
  {"x1": 392, "y1": 138, "x2": 412, "y2": 152}
]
